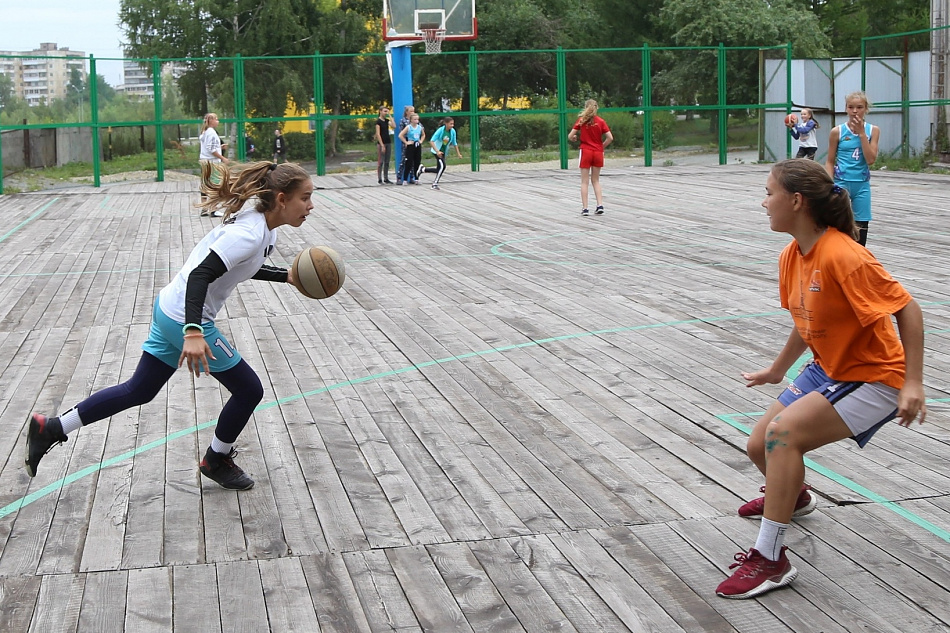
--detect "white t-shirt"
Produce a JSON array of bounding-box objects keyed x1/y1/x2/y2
[
  {"x1": 158, "y1": 204, "x2": 277, "y2": 323},
  {"x1": 199, "y1": 128, "x2": 223, "y2": 161}
]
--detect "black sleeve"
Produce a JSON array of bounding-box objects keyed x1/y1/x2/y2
[
  {"x1": 252, "y1": 265, "x2": 289, "y2": 283},
  {"x1": 184, "y1": 250, "x2": 228, "y2": 328}
]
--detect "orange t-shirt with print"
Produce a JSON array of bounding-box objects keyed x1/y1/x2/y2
[{"x1": 779, "y1": 228, "x2": 912, "y2": 389}]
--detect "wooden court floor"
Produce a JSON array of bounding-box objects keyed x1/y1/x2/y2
[{"x1": 0, "y1": 164, "x2": 949, "y2": 632}]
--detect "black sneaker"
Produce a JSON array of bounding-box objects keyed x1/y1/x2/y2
[
  {"x1": 199, "y1": 447, "x2": 255, "y2": 490},
  {"x1": 595, "y1": 205, "x2": 604, "y2": 215},
  {"x1": 581, "y1": 208, "x2": 589, "y2": 216},
  {"x1": 384, "y1": 179, "x2": 393, "y2": 184},
  {"x1": 25, "y1": 413, "x2": 68, "y2": 477},
  {"x1": 431, "y1": 184, "x2": 440, "y2": 190}
]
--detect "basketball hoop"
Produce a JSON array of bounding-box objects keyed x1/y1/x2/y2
[{"x1": 422, "y1": 28, "x2": 446, "y2": 55}]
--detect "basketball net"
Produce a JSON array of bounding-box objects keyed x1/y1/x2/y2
[{"x1": 423, "y1": 28, "x2": 446, "y2": 55}]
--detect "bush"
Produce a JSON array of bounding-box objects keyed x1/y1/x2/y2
[
  {"x1": 600, "y1": 112, "x2": 637, "y2": 150},
  {"x1": 283, "y1": 131, "x2": 314, "y2": 161},
  {"x1": 631, "y1": 110, "x2": 677, "y2": 149},
  {"x1": 480, "y1": 114, "x2": 557, "y2": 151}
]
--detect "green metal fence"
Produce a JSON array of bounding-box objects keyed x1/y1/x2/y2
[{"x1": 2, "y1": 29, "x2": 946, "y2": 194}]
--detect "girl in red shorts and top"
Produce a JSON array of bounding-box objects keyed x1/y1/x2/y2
[{"x1": 568, "y1": 99, "x2": 613, "y2": 216}]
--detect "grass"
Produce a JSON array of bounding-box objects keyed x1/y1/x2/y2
[{"x1": 875, "y1": 152, "x2": 950, "y2": 174}]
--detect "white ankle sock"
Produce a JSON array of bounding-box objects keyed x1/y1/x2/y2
[
  {"x1": 210, "y1": 436, "x2": 233, "y2": 455},
  {"x1": 755, "y1": 518, "x2": 789, "y2": 561},
  {"x1": 59, "y1": 408, "x2": 83, "y2": 435}
]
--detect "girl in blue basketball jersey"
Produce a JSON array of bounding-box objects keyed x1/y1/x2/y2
[
  {"x1": 24, "y1": 161, "x2": 314, "y2": 491},
  {"x1": 398, "y1": 113, "x2": 426, "y2": 184},
  {"x1": 825, "y1": 91, "x2": 880, "y2": 246}
]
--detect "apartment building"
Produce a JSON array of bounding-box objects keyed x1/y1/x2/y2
[{"x1": 0, "y1": 43, "x2": 87, "y2": 106}]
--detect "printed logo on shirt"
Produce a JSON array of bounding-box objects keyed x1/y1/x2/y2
[{"x1": 809, "y1": 270, "x2": 822, "y2": 292}]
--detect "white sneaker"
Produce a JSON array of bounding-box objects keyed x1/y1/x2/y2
[{"x1": 211, "y1": 210, "x2": 223, "y2": 218}]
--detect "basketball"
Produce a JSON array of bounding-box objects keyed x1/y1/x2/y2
[
  {"x1": 291, "y1": 246, "x2": 345, "y2": 299},
  {"x1": 785, "y1": 114, "x2": 798, "y2": 126}
]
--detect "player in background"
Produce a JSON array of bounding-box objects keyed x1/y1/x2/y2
[{"x1": 568, "y1": 99, "x2": 613, "y2": 216}]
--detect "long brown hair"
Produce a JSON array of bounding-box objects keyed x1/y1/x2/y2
[
  {"x1": 199, "y1": 161, "x2": 311, "y2": 220},
  {"x1": 771, "y1": 159, "x2": 858, "y2": 240},
  {"x1": 578, "y1": 99, "x2": 599, "y2": 126}
]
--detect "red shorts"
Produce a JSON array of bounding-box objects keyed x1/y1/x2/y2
[{"x1": 579, "y1": 149, "x2": 604, "y2": 169}]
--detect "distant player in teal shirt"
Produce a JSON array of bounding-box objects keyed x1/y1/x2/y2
[
  {"x1": 825, "y1": 91, "x2": 880, "y2": 246},
  {"x1": 420, "y1": 117, "x2": 463, "y2": 190}
]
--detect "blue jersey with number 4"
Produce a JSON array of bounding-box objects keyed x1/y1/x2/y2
[{"x1": 833, "y1": 123, "x2": 872, "y2": 182}]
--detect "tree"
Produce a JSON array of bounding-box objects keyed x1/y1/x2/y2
[
  {"x1": 458, "y1": 0, "x2": 561, "y2": 108},
  {"x1": 655, "y1": 0, "x2": 830, "y2": 114},
  {"x1": 120, "y1": 0, "x2": 323, "y2": 117}
]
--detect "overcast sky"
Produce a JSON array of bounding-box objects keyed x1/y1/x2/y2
[{"x1": 1, "y1": 0, "x2": 127, "y2": 85}]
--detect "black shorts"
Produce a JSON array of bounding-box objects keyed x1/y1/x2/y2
[{"x1": 796, "y1": 147, "x2": 817, "y2": 160}]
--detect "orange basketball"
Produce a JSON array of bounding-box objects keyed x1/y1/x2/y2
[
  {"x1": 291, "y1": 246, "x2": 345, "y2": 299},
  {"x1": 784, "y1": 114, "x2": 798, "y2": 126}
]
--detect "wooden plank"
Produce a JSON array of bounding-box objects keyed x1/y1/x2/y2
[
  {"x1": 125, "y1": 567, "x2": 173, "y2": 632},
  {"x1": 426, "y1": 542, "x2": 525, "y2": 633},
  {"x1": 0, "y1": 574, "x2": 42, "y2": 633},
  {"x1": 27, "y1": 572, "x2": 84, "y2": 633},
  {"x1": 76, "y1": 570, "x2": 128, "y2": 633},
  {"x1": 259, "y1": 556, "x2": 323, "y2": 632},
  {"x1": 591, "y1": 526, "x2": 736, "y2": 633},
  {"x1": 172, "y1": 564, "x2": 223, "y2": 633},
  {"x1": 216, "y1": 560, "x2": 270, "y2": 632},
  {"x1": 468, "y1": 538, "x2": 578, "y2": 633},
  {"x1": 344, "y1": 549, "x2": 421, "y2": 632},
  {"x1": 299, "y1": 552, "x2": 373, "y2": 633},
  {"x1": 387, "y1": 544, "x2": 474, "y2": 632}
]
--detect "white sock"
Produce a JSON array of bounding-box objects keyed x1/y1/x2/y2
[
  {"x1": 59, "y1": 407, "x2": 83, "y2": 435},
  {"x1": 210, "y1": 435, "x2": 233, "y2": 455},
  {"x1": 755, "y1": 518, "x2": 789, "y2": 561}
]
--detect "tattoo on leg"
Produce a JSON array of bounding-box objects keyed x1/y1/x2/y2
[{"x1": 764, "y1": 428, "x2": 789, "y2": 454}]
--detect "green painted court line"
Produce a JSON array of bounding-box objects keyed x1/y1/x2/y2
[
  {"x1": 0, "y1": 198, "x2": 59, "y2": 244},
  {"x1": 716, "y1": 408, "x2": 950, "y2": 543}
]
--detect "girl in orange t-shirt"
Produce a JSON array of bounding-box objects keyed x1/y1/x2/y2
[
  {"x1": 716, "y1": 158, "x2": 926, "y2": 600},
  {"x1": 567, "y1": 99, "x2": 613, "y2": 216}
]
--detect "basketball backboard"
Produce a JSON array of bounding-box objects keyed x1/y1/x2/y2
[{"x1": 382, "y1": 0, "x2": 477, "y2": 42}]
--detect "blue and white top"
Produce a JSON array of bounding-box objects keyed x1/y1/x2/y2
[
  {"x1": 405, "y1": 123, "x2": 424, "y2": 144},
  {"x1": 833, "y1": 122, "x2": 872, "y2": 182},
  {"x1": 790, "y1": 119, "x2": 817, "y2": 149}
]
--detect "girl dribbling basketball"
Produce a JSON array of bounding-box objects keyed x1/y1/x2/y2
[{"x1": 25, "y1": 161, "x2": 315, "y2": 490}]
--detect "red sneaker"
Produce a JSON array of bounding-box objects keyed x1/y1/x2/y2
[
  {"x1": 716, "y1": 547, "x2": 797, "y2": 599},
  {"x1": 738, "y1": 484, "x2": 816, "y2": 519}
]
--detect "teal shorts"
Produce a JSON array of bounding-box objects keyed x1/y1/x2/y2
[
  {"x1": 837, "y1": 180, "x2": 871, "y2": 222},
  {"x1": 142, "y1": 298, "x2": 242, "y2": 374}
]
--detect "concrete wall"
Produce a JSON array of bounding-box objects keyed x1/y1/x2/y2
[{"x1": 1, "y1": 126, "x2": 95, "y2": 173}]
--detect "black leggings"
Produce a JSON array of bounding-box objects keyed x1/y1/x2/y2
[
  {"x1": 402, "y1": 143, "x2": 422, "y2": 181},
  {"x1": 423, "y1": 154, "x2": 447, "y2": 184},
  {"x1": 76, "y1": 352, "x2": 264, "y2": 444}
]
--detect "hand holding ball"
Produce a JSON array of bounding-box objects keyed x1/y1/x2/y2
[
  {"x1": 291, "y1": 246, "x2": 345, "y2": 299},
  {"x1": 784, "y1": 114, "x2": 798, "y2": 127}
]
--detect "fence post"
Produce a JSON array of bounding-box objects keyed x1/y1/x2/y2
[
  {"x1": 642, "y1": 43, "x2": 653, "y2": 167},
  {"x1": 233, "y1": 54, "x2": 245, "y2": 161},
  {"x1": 469, "y1": 46, "x2": 480, "y2": 172},
  {"x1": 787, "y1": 42, "x2": 793, "y2": 158},
  {"x1": 153, "y1": 58, "x2": 165, "y2": 182},
  {"x1": 557, "y1": 47, "x2": 568, "y2": 170},
  {"x1": 718, "y1": 43, "x2": 727, "y2": 165},
  {"x1": 0, "y1": 125, "x2": 4, "y2": 194},
  {"x1": 90, "y1": 55, "x2": 101, "y2": 188},
  {"x1": 313, "y1": 52, "x2": 326, "y2": 176}
]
